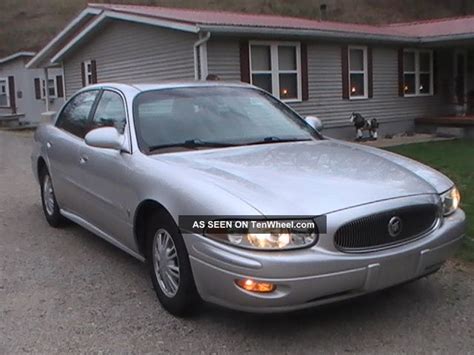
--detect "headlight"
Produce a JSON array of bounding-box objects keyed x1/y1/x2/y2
[
  {"x1": 204, "y1": 219, "x2": 318, "y2": 250},
  {"x1": 441, "y1": 186, "x2": 461, "y2": 216}
]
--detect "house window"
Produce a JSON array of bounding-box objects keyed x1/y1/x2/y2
[
  {"x1": 0, "y1": 78, "x2": 9, "y2": 107},
  {"x1": 419, "y1": 51, "x2": 432, "y2": 94},
  {"x1": 84, "y1": 60, "x2": 94, "y2": 86},
  {"x1": 403, "y1": 49, "x2": 433, "y2": 96},
  {"x1": 250, "y1": 42, "x2": 301, "y2": 102},
  {"x1": 41, "y1": 78, "x2": 57, "y2": 98},
  {"x1": 348, "y1": 46, "x2": 368, "y2": 99},
  {"x1": 403, "y1": 51, "x2": 416, "y2": 95}
]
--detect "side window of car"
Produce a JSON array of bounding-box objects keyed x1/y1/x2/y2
[
  {"x1": 91, "y1": 90, "x2": 127, "y2": 134},
  {"x1": 56, "y1": 90, "x2": 99, "y2": 138}
]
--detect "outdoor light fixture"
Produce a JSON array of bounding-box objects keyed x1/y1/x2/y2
[{"x1": 235, "y1": 279, "x2": 276, "y2": 293}]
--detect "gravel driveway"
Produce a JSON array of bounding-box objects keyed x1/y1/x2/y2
[{"x1": 0, "y1": 130, "x2": 473, "y2": 354}]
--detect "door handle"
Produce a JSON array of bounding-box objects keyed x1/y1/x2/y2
[{"x1": 79, "y1": 155, "x2": 89, "y2": 164}]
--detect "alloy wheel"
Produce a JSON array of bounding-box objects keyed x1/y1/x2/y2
[
  {"x1": 152, "y1": 228, "x2": 180, "y2": 297},
  {"x1": 43, "y1": 175, "x2": 55, "y2": 216}
]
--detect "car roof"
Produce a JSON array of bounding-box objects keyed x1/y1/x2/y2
[
  {"x1": 132, "y1": 81, "x2": 251, "y2": 91},
  {"x1": 84, "y1": 81, "x2": 253, "y2": 93}
]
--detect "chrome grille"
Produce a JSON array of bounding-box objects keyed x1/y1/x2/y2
[{"x1": 334, "y1": 204, "x2": 439, "y2": 252}]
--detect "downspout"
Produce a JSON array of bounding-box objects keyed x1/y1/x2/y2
[{"x1": 193, "y1": 31, "x2": 211, "y2": 80}]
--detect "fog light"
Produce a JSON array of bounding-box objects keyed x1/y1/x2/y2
[{"x1": 236, "y1": 279, "x2": 276, "y2": 293}]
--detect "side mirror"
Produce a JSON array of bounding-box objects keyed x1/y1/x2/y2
[
  {"x1": 305, "y1": 116, "x2": 324, "y2": 132},
  {"x1": 41, "y1": 111, "x2": 57, "y2": 124},
  {"x1": 85, "y1": 127, "x2": 124, "y2": 150}
]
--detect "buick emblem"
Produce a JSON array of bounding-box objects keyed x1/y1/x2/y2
[{"x1": 388, "y1": 216, "x2": 402, "y2": 237}]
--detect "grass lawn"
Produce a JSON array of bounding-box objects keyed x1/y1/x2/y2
[{"x1": 387, "y1": 140, "x2": 473, "y2": 262}]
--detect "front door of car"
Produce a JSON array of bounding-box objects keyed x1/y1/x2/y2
[
  {"x1": 48, "y1": 90, "x2": 100, "y2": 216},
  {"x1": 78, "y1": 89, "x2": 136, "y2": 250}
]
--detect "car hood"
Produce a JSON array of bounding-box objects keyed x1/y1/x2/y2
[{"x1": 154, "y1": 140, "x2": 452, "y2": 215}]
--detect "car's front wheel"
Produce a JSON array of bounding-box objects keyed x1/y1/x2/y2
[
  {"x1": 40, "y1": 169, "x2": 66, "y2": 228},
  {"x1": 146, "y1": 213, "x2": 200, "y2": 316}
]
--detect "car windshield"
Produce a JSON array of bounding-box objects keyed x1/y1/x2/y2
[{"x1": 133, "y1": 86, "x2": 320, "y2": 153}]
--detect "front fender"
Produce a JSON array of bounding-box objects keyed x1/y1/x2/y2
[
  {"x1": 130, "y1": 154, "x2": 262, "y2": 227},
  {"x1": 31, "y1": 125, "x2": 52, "y2": 184}
]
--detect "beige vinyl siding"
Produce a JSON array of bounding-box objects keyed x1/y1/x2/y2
[
  {"x1": 207, "y1": 39, "x2": 241, "y2": 81},
  {"x1": 63, "y1": 20, "x2": 196, "y2": 97},
  {"x1": 207, "y1": 38, "x2": 452, "y2": 130},
  {"x1": 291, "y1": 45, "x2": 451, "y2": 128}
]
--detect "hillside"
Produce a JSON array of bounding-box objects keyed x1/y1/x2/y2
[{"x1": 1, "y1": 0, "x2": 473, "y2": 57}]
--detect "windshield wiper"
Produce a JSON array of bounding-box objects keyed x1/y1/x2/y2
[
  {"x1": 148, "y1": 137, "x2": 313, "y2": 153},
  {"x1": 243, "y1": 137, "x2": 313, "y2": 146},
  {"x1": 148, "y1": 139, "x2": 236, "y2": 153}
]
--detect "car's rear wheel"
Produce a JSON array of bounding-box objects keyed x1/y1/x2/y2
[
  {"x1": 146, "y1": 213, "x2": 200, "y2": 316},
  {"x1": 40, "y1": 169, "x2": 66, "y2": 227}
]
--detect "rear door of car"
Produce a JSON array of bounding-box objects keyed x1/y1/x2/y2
[
  {"x1": 77, "y1": 89, "x2": 136, "y2": 250},
  {"x1": 47, "y1": 89, "x2": 100, "y2": 216}
]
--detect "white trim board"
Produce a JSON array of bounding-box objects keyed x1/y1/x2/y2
[
  {"x1": 249, "y1": 40, "x2": 302, "y2": 102},
  {"x1": 348, "y1": 45, "x2": 369, "y2": 100},
  {"x1": 0, "y1": 51, "x2": 36, "y2": 65},
  {"x1": 49, "y1": 9, "x2": 199, "y2": 65},
  {"x1": 26, "y1": 7, "x2": 102, "y2": 68},
  {"x1": 0, "y1": 77, "x2": 10, "y2": 108}
]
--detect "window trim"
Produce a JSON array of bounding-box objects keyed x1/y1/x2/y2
[
  {"x1": 249, "y1": 41, "x2": 302, "y2": 103},
  {"x1": 348, "y1": 45, "x2": 368, "y2": 100},
  {"x1": 41, "y1": 77, "x2": 58, "y2": 99},
  {"x1": 0, "y1": 77, "x2": 10, "y2": 108},
  {"x1": 403, "y1": 49, "x2": 433, "y2": 97},
  {"x1": 83, "y1": 59, "x2": 94, "y2": 86}
]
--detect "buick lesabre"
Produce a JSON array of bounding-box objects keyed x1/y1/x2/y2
[{"x1": 32, "y1": 82, "x2": 466, "y2": 315}]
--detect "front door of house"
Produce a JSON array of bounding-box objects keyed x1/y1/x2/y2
[
  {"x1": 454, "y1": 50, "x2": 467, "y2": 106},
  {"x1": 0, "y1": 78, "x2": 8, "y2": 107}
]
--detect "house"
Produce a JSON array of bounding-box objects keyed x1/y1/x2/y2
[
  {"x1": 26, "y1": 3, "x2": 474, "y2": 138},
  {"x1": 0, "y1": 51, "x2": 65, "y2": 125}
]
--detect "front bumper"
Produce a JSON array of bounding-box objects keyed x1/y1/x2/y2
[{"x1": 183, "y1": 208, "x2": 466, "y2": 313}]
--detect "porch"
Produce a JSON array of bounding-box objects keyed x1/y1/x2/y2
[
  {"x1": 0, "y1": 113, "x2": 25, "y2": 128},
  {"x1": 415, "y1": 115, "x2": 474, "y2": 139}
]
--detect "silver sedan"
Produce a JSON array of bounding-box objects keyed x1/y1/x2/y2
[{"x1": 32, "y1": 82, "x2": 466, "y2": 315}]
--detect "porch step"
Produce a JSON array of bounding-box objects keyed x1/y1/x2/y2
[
  {"x1": 415, "y1": 116, "x2": 474, "y2": 127},
  {"x1": 0, "y1": 123, "x2": 38, "y2": 131},
  {"x1": 0, "y1": 114, "x2": 23, "y2": 128},
  {"x1": 436, "y1": 127, "x2": 466, "y2": 138},
  {"x1": 415, "y1": 116, "x2": 474, "y2": 139}
]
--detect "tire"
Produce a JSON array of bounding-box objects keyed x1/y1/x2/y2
[
  {"x1": 40, "y1": 168, "x2": 66, "y2": 228},
  {"x1": 146, "y1": 212, "x2": 200, "y2": 316}
]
